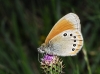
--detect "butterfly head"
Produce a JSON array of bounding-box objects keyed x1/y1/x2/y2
[{"x1": 38, "y1": 43, "x2": 51, "y2": 54}]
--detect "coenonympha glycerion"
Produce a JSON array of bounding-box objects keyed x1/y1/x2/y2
[{"x1": 38, "y1": 13, "x2": 83, "y2": 56}]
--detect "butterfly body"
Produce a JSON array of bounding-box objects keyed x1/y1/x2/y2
[{"x1": 38, "y1": 13, "x2": 83, "y2": 56}]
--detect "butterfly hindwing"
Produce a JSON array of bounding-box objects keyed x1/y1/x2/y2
[{"x1": 49, "y1": 30, "x2": 83, "y2": 56}]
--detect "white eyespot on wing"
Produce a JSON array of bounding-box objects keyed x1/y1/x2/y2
[
  {"x1": 48, "y1": 30, "x2": 83, "y2": 56},
  {"x1": 64, "y1": 13, "x2": 81, "y2": 31}
]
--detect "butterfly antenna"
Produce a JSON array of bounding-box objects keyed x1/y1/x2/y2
[{"x1": 38, "y1": 53, "x2": 40, "y2": 62}]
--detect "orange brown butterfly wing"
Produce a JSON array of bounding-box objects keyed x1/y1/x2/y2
[{"x1": 45, "y1": 19, "x2": 75, "y2": 44}]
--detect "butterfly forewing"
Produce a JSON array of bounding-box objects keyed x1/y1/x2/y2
[{"x1": 45, "y1": 13, "x2": 81, "y2": 44}]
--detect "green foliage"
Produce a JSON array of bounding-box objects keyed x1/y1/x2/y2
[{"x1": 0, "y1": 0, "x2": 100, "y2": 74}]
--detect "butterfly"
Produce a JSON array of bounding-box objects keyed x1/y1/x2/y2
[{"x1": 38, "y1": 13, "x2": 83, "y2": 56}]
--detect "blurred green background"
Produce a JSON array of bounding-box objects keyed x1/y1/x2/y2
[{"x1": 0, "y1": 0, "x2": 100, "y2": 74}]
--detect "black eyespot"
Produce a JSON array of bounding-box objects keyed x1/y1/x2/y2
[
  {"x1": 70, "y1": 34, "x2": 72, "y2": 36},
  {"x1": 42, "y1": 49, "x2": 45, "y2": 51},
  {"x1": 73, "y1": 44, "x2": 76, "y2": 47},
  {"x1": 74, "y1": 40, "x2": 76, "y2": 42},
  {"x1": 74, "y1": 36, "x2": 76, "y2": 38},
  {"x1": 63, "y1": 33, "x2": 67, "y2": 36},
  {"x1": 72, "y1": 48, "x2": 75, "y2": 51}
]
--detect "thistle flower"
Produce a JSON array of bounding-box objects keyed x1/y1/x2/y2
[{"x1": 40, "y1": 54, "x2": 64, "y2": 74}]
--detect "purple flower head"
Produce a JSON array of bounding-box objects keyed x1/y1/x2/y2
[
  {"x1": 40, "y1": 54, "x2": 64, "y2": 73},
  {"x1": 41, "y1": 54, "x2": 56, "y2": 65}
]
